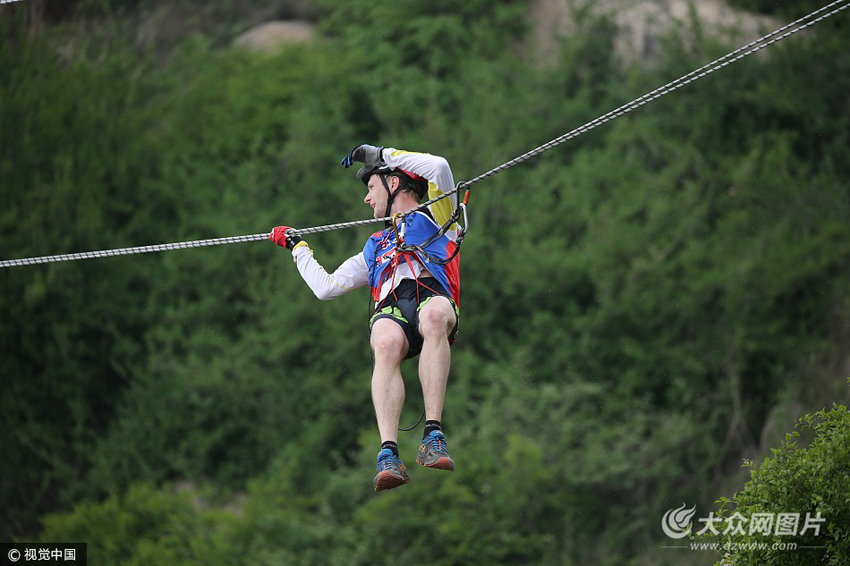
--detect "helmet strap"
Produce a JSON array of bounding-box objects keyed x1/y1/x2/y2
[{"x1": 380, "y1": 174, "x2": 403, "y2": 226}]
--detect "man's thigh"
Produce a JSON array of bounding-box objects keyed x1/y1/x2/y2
[
  {"x1": 370, "y1": 316, "x2": 411, "y2": 361},
  {"x1": 415, "y1": 295, "x2": 459, "y2": 339}
]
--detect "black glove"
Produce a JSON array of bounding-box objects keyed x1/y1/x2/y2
[{"x1": 341, "y1": 144, "x2": 383, "y2": 168}]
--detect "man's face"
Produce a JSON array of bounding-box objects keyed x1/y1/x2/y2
[{"x1": 364, "y1": 174, "x2": 397, "y2": 218}]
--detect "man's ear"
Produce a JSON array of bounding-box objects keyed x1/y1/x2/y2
[{"x1": 388, "y1": 175, "x2": 401, "y2": 192}]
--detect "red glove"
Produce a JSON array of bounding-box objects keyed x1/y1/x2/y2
[{"x1": 269, "y1": 226, "x2": 303, "y2": 250}]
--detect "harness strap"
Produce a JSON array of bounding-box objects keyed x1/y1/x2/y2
[
  {"x1": 396, "y1": 188, "x2": 471, "y2": 266},
  {"x1": 374, "y1": 188, "x2": 470, "y2": 305}
]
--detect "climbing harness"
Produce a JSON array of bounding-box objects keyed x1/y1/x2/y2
[
  {"x1": 368, "y1": 198, "x2": 467, "y2": 432},
  {"x1": 1, "y1": 0, "x2": 847, "y2": 269},
  {"x1": 395, "y1": 187, "x2": 470, "y2": 267}
]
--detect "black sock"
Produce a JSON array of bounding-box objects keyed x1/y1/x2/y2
[
  {"x1": 423, "y1": 420, "x2": 442, "y2": 438},
  {"x1": 381, "y1": 441, "x2": 399, "y2": 457}
]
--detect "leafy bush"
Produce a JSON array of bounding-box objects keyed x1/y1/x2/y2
[{"x1": 712, "y1": 401, "x2": 850, "y2": 565}]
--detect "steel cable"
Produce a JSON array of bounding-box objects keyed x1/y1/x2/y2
[{"x1": 1, "y1": 0, "x2": 846, "y2": 269}]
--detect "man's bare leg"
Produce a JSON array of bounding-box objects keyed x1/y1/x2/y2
[
  {"x1": 370, "y1": 318, "x2": 409, "y2": 444},
  {"x1": 417, "y1": 297, "x2": 455, "y2": 421},
  {"x1": 416, "y1": 296, "x2": 456, "y2": 471}
]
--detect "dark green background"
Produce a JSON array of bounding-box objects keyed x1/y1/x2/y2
[{"x1": 1, "y1": 1, "x2": 848, "y2": 564}]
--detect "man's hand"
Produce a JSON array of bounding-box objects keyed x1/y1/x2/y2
[
  {"x1": 341, "y1": 144, "x2": 383, "y2": 168},
  {"x1": 269, "y1": 226, "x2": 303, "y2": 250}
]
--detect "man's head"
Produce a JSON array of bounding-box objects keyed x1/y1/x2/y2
[
  {"x1": 359, "y1": 164, "x2": 429, "y2": 218},
  {"x1": 363, "y1": 170, "x2": 428, "y2": 218},
  {"x1": 348, "y1": 144, "x2": 429, "y2": 218}
]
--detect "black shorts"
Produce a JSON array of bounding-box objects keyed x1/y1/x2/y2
[{"x1": 370, "y1": 278, "x2": 459, "y2": 359}]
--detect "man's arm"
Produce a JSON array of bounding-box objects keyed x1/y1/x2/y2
[
  {"x1": 270, "y1": 226, "x2": 368, "y2": 300},
  {"x1": 382, "y1": 148, "x2": 456, "y2": 201},
  {"x1": 291, "y1": 243, "x2": 369, "y2": 301},
  {"x1": 382, "y1": 148, "x2": 459, "y2": 237}
]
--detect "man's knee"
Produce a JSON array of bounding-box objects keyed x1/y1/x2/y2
[
  {"x1": 371, "y1": 320, "x2": 408, "y2": 361},
  {"x1": 418, "y1": 298, "x2": 455, "y2": 339}
]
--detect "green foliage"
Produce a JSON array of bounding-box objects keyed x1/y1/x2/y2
[
  {"x1": 39, "y1": 483, "x2": 195, "y2": 564},
  {"x1": 316, "y1": 0, "x2": 528, "y2": 137},
  {"x1": 0, "y1": 25, "x2": 162, "y2": 536},
  {"x1": 724, "y1": 0, "x2": 840, "y2": 19},
  {"x1": 1, "y1": 2, "x2": 849, "y2": 565},
  {"x1": 711, "y1": 403, "x2": 850, "y2": 565}
]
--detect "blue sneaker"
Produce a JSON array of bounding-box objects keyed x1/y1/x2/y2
[
  {"x1": 373, "y1": 449, "x2": 411, "y2": 491},
  {"x1": 416, "y1": 430, "x2": 455, "y2": 471}
]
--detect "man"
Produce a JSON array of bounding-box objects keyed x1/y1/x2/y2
[{"x1": 269, "y1": 145, "x2": 461, "y2": 491}]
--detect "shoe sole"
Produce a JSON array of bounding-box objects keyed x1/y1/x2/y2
[
  {"x1": 374, "y1": 471, "x2": 411, "y2": 491},
  {"x1": 416, "y1": 456, "x2": 455, "y2": 471}
]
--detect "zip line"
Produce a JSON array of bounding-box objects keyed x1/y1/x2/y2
[{"x1": 1, "y1": 0, "x2": 846, "y2": 269}]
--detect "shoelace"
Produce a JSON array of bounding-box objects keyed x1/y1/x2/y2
[
  {"x1": 425, "y1": 435, "x2": 447, "y2": 453},
  {"x1": 377, "y1": 455, "x2": 398, "y2": 471}
]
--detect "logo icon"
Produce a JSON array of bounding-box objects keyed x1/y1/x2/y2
[{"x1": 662, "y1": 503, "x2": 697, "y2": 539}]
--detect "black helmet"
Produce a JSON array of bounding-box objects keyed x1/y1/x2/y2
[
  {"x1": 355, "y1": 149, "x2": 392, "y2": 185},
  {"x1": 356, "y1": 162, "x2": 392, "y2": 185},
  {"x1": 357, "y1": 161, "x2": 428, "y2": 200}
]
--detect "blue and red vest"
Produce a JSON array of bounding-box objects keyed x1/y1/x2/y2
[{"x1": 363, "y1": 211, "x2": 460, "y2": 306}]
